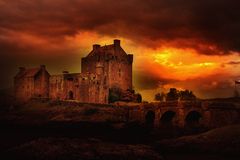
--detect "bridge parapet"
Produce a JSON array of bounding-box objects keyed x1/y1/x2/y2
[
  {"x1": 179, "y1": 101, "x2": 202, "y2": 109},
  {"x1": 201, "y1": 101, "x2": 240, "y2": 111},
  {"x1": 149, "y1": 101, "x2": 203, "y2": 109},
  {"x1": 159, "y1": 101, "x2": 178, "y2": 108},
  {"x1": 208, "y1": 102, "x2": 237, "y2": 110}
]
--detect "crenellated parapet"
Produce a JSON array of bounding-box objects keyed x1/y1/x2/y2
[{"x1": 14, "y1": 40, "x2": 133, "y2": 104}]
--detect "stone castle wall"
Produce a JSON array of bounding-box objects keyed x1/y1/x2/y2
[
  {"x1": 34, "y1": 67, "x2": 49, "y2": 98},
  {"x1": 81, "y1": 40, "x2": 133, "y2": 91},
  {"x1": 14, "y1": 66, "x2": 50, "y2": 102},
  {"x1": 14, "y1": 40, "x2": 133, "y2": 104},
  {"x1": 14, "y1": 76, "x2": 34, "y2": 102}
]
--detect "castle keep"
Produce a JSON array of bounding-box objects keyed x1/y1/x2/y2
[{"x1": 14, "y1": 40, "x2": 133, "y2": 103}]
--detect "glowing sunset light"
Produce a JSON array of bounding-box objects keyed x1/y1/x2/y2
[
  {"x1": 133, "y1": 46, "x2": 240, "y2": 100},
  {"x1": 1, "y1": 0, "x2": 240, "y2": 101}
]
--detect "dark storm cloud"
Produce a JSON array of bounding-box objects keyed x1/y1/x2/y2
[
  {"x1": 226, "y1": 61, "x2": 240, "y2": 65},
  {"x1": 221, "y1": 60, "x2": 240, "y2": 68},
  {"x1": 0, "y1": 0, "x2": 240, "y2": 95},
  {"x1": 177, "y1": 73, "x2": 236, "y2": 98},
  {"x1": 0, "y1": 0, "x2": 240, "y2": 54}
]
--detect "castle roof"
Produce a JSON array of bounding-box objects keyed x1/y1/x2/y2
[
  {"x1": 24, "y1": 68, "x2": 41, "y2": 77},
  {"x1": 15, "y1": 65, "x2": 49, "y2": 79},
  {"x1": 15, "y1": 68, "x2": 40, "y2": 79},
  {"x1": 86, "y1": 40, "x2": 128, "y2": 58},
  {"x1": 87, "y1": 44, "x2": 115, "y2": 57}
]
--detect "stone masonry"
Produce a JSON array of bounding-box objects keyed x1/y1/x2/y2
[{"x1": 14, "y1": 39, "x2": 133, "y2": 104}]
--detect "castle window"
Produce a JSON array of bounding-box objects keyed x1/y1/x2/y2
[
  {"x1": 68, "y1": 91, "x2": 74, "y2": 100},
  {"x1": 118, "y1": 69, "x2": 121, "y2": 77},
  {"x1": 104, "y1": 76, "x2": 106, "y2": 85},
  {"x1": 98, "y1": 56, "x2": 100, "y2": 62},
  {"x1": 67, "y1": 77, "x2": 73, "y2": 81}
]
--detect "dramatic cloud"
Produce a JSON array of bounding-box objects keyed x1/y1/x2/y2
[
  {"x1": 0, "y1": 0, "x2": 240, "y2": 100},
  {"x1": 226, "y1": 61, "x2": 240, "y2": 65},
  {"x1": 1, "y1": 0, "x2": 240, "y2": 53}
]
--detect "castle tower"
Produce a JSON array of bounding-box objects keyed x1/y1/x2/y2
[
  {"x1": 14, "y1": 40, "x2": 133, "y2": 104},
  {"x1": 14, "y1": 65, "x2": 50, "y2": 102},
  {"x1": 81, "y1": 39, "x2": 133, "y2": 91}
]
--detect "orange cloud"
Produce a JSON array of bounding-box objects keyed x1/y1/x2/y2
[
  {"x1": 0, "y1": 0, "x2": 240, "y2": 101},
  {"x1": 132, "y1": 45, "x2": 240, "y2": 101}
]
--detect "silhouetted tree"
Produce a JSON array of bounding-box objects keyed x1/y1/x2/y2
[
  {"x1": 136, "y1": 93, "x2": 142, "y2": 103},
  {"x1": 127, "y1": 89, "x2": 135, "y2": 94},
  {"x1": 109, "y1": 87, "x2": 142, "y2": 103},
  {"x1": 164, "y1": 88, "x2": 196, "y2": 101},
  {"x1": 179, "y1": 90, "x2": 196, "y2": 101},
  {"x1": 166, "y1": 88, "x2": 179, "y2": 101},
  {"x1": 155, "y1": 92, "x2": 166, "y2": 102},
  {"x1": 108, "y1": 87, "x2": 121, "y2": 103}
]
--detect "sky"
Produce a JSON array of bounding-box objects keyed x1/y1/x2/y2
[{"x1": 0, "y1": 0, "x2": 240, "y2": 101}]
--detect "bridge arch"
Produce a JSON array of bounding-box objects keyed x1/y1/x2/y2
[
  {"x1": 185, "y1": 110, "x2": 202, "y2": 128},
  {"x1": 145, "y1": 110, "x2": 155, "y2": 127},
  {"x1": 160, "y1": 111, "x2": 176, "y2": 127}
]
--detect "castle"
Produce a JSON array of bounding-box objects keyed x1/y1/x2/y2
[{"x1": 14, "y1": 39, "x2": 134, "y2": 104}]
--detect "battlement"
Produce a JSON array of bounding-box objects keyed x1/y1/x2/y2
[
  {"x1": 93, "y1": 44, "x2": 101, "y2": 50},
  {"x1": 114, "y1": 39, "x2": 121, "y2": 47},
  {"x1": 15, "y1": 40, "x2": 133, "y2": 104}
]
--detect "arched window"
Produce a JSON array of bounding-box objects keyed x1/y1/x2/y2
[{"x1": 68, "y1": 91, "x2": 74, "y2": 100}]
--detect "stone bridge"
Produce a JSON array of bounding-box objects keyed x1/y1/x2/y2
[
  {"x1": 118, "y1": 101, "x2": 240, "y2": 129},
  {"x1": 31, "y1": 98, "x2": 240, "y2": 129}
]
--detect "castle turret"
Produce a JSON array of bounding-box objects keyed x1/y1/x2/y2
[
  {"x1": 114, "y1": 39, "x2": 120, "y2": 48},
  {"x1": 82, "y1": 39, "x2": 133, "y2": 94},
  {"x1": 93, "y1": 44, "x2": 101, "y2": 50}
]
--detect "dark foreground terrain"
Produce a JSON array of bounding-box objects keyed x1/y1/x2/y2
[{"x1": 0, "y1": 99, "x2": 239, "y2": 160}]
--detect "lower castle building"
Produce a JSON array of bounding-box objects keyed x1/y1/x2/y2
[{"x1": 14, "y1": 39, "x2": 134, "y2": 104}]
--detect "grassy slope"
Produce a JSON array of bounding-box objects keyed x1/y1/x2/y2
[
  {"x1": 157, "y1": 125, "x2": 240, "y2": 154},
  {"x1": 0, "y1": 100, "x2": 126, "y2": 125}
]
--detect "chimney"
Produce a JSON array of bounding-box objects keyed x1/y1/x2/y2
[
  {"x1": 19, "y1": 67, "x2": 25, "y2": 73},
  {"x1": 114, "y1": 39, "x2": 120, "y2": 47},
  {"x1": 93, "y1": 44, "x2": 101, "y2": 50},
  {"x1": 40, "y1": 65, "x2": 46, "y2": 69}
]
